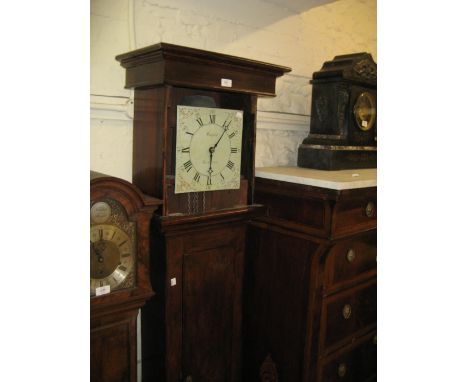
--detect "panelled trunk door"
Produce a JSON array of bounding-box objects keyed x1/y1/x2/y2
[
  {"x1": 181, "y1": 226, "x2": 244, "y2": 381},
  {"x1": 90, "y1": 313, "x2": 136, "y2": 382}
]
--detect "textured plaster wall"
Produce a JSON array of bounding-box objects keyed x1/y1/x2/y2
[{"x1": 91, "y1": 0, "x2": 376, "y2": 180}]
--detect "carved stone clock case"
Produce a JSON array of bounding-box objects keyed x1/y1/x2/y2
[
  {"x1": 90, "y1": 172, "x2": 162, "y2": 382},
  {"x1": 116, "y1": 43, "x2": 290, "y2": 381},
  {"x1": 297, "y1": 53, "x2": 377, "y2": 170}
]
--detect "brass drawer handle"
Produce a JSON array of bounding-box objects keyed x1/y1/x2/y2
[
  {"x1": 365, "y1": 201, "x2": 375, "y2": 217},
  {"x1": 338, "y1": 362, "x2": 347, "y2": 377},
  {"x1": 342, "y1": 304, "x2": 352, "y2": 319},
  {"x1": 346, "y1": 248, "x2": 356, "y2": 263}
]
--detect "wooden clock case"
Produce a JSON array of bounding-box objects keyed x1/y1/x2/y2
[
  {"x1": 116, "y1": 43, "x2": 290, "y2": 381},
  {"x1": 90, "y1": 172, "x2": 162, "y2": 382},
  {"x1": 116, "y1": 42, "x2": 290, "y2": 216}
]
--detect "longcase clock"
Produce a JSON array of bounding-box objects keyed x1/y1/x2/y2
[
  {"x1": 90, "y1": 171, "x2": 162, "y2": 382},
  {"x1": 116, "y1": 43, "x2": 290, "y2": 381}
]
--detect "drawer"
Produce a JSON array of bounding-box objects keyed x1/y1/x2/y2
[
  {"x1": 255, "y1": 190, "x2": 328, "y2": 232},
  {"x1": 332, "y1": 195, "x2": 377, "y2": 237},
  {"x1": 321, "y1": 279, "x2": 376, "y2": 352},
  {"x1": 318, "y1": 331, "x2": 377, "y2": 382},
  {"x1": 324, "y1": 232, "x2": 377, "y2": 291}
]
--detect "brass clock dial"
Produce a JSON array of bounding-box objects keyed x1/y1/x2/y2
[
  {"x1": 353, "y1": 92, "x2": 376, "y2": 131},
  {"x1": 175, "y1": 105, "x2": 243, "y2": 193},
  {"x1": 90, "y1": 200, "x2": 136, "y2": 296}
]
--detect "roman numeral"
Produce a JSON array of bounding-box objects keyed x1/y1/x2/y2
[
  {"x1": 119, "y1": 240, "x2": 127, "y2": 247},
  {"x1": 231, "y1": 147, "x2": 238, "y2": 153},
  {"x1": 119, "y1": 265, "x2": 127, "y2": 272},
  {"x1": 196, "y1": 117, "x2": 203, "y2": 126},
  {"x1": 184, "y1": 160, "x2": 193, "y2": 171},
  {"x1": 207, "y1": 176, "x2": 212, "y2": 186},
  {"x1": 193, "y1": 172, "x2": 200, "y2": 182},
  {"x1": 121, "y1": 253, "x2": 130, "y2": 258},
  {"x1": 181, "y1": 147, "x2": 190, "y2": 153},
  {"x1": 186, "y1": 132, "x2": 194, "y2": 136},
  {"x1": 99, "y1": 229, "x2": 103, "y2": 240},
  {"x1": 209, "y1": 114, "x2": 216, "y2": 124},
  {"x1": 228, "y1": 132, "x2": 236, "y2": 139},
  {"x1": 226, "y1": 160, "x2": 234, "y2": 170},
  {"x1": 220, "y1": 173, "x2": 225, "y2": 180},
  {"x1": 222, "y1": 119, "x2": 232, "y2": 130}
]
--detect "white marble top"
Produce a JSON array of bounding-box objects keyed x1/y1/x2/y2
[{"x1": 255, "y1": 166, "x2": 377, "y2": 190}]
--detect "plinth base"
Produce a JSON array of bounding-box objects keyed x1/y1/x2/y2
[{"x1": 297, "y1": 144, "x2": 377, "y2": 171}]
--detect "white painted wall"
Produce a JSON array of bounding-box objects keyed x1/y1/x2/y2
[{"x1": 91, "y1": 0, "x2": 376, "y2": 181}]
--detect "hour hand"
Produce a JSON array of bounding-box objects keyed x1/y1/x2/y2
[
  {"x1": 208, "y1": 147, "x2": 214, "y2": 174},
  {"x1": 91, "y1": 240, "x2": 106, "y2": 256}
]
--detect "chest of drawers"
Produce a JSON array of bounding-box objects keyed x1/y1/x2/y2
[{"x1": 243, "y1": 167, "x2": 377, "y2": 382}]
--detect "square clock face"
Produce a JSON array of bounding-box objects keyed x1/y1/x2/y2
[{"x1": 175, "y1": 105, "x2": 243, "y2": 194}]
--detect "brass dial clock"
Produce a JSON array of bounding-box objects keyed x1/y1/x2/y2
[
  {"x1": 175, "y1": 105, "x2": 243, "y2": 194},
  {"x1": 353, "y1": 92, "x2": 376, "y2": 131},
  {"x1": 90, "y1": 199, "x2": 136, "y2": 296}
]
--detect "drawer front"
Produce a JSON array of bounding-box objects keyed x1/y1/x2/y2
[
  {"x1": 333, "y1": 195, "x2": 377, "y2": 237},
  {"x1": 322, "y1": 280, "x2": 376, "y2": 351},
  {"x1": 255, "y1": 190, "x2": 328, "y2": 232},
  {"x1": 318, "y1": 331, "x2": 377, "y2": 382},
  {"x1": 324, "y1": 232, "x2": 376, "y2": 291}
]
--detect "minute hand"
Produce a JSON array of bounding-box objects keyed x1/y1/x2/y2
[{"x1": 213, "y1": 128, "x2": 228, "y2": 149}]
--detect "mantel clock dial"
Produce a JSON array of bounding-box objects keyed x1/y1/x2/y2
[
  {"x1": 175, "y1": 105, "x2": 243, "y2": 194},
  {"x1": 353, "y1": 92, "x2": 376, "y2": 132},
  {"x1": 90, "y1": 199, "x2": 136, "y2": 297}
]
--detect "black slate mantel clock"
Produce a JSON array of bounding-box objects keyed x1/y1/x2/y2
[
  {"x1": 297, "y1": 52, "x2": 377, "y2": 170},
  {"x1": 116, "y1": 43, "x2": 290, "y2": 381}
]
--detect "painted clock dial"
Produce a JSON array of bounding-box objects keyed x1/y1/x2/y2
[{"x1": 175, "y1": 105, "x2": 243, "y2": 193}]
